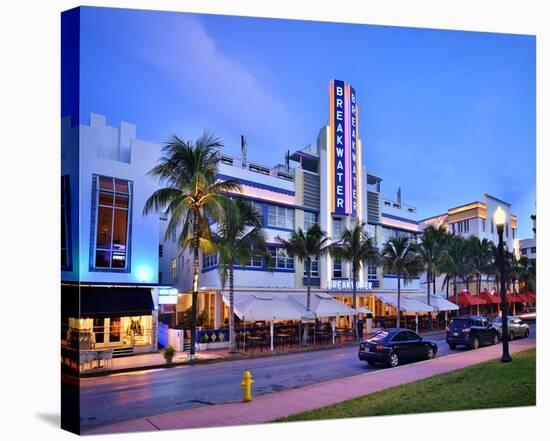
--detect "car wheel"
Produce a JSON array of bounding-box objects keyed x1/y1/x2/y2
[
  {"x1": 448, "y1": 342, "x2": 456, "y2": 350},
  {"x1": 470, "y1": 337, "x2": 479, "y2": 350},
  {"x1": 509, "y1": 332, "x2": 514, "y2": 341},
  {"x1": 387, "y1": 352, "x2": 399, "y2": 368},
  {"x1": 524, "y1": 328, "x2": 530, "y2": 338},
  {"x1": 492, "y1": 333, "x2": 499, "y2": 345},
  {"x1": 426, "y1": 346, "x2": 435, "y2": 360}
]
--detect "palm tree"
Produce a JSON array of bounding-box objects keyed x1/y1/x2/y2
[
  {"x1": 331, "y1": 222, "x2": 378, "y2": 341},
  {"x1": 212, "y1": 198, "x2": 268, "y2": 353},
  {"x1": 418, "y1": 226, "x2": 448, "y2": 328},
  {"x1": 441, "y1": 234, "x2": 467, "y2": 301},
  {"x1": 380, "y1": 236, "x2": 423, "y2": 327},
  {"x1": 517, "y1": 256, "x2": 535, "y2": 292},
  {"x1": 143, "y1": 133, "x2": 239, "y2": 359},
  {"x1": 466, "y1": 236, "x2": 493, "y2": 314},
  {"x1": 277, "y1": 224, "x2": 330, "y2": 344}
]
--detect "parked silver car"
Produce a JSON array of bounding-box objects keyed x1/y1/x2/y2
[{"x1": 491, "y1": 316, "x2": 530, "y2": 340}]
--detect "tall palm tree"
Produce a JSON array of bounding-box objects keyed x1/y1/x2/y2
[
  {"x1": 517, "y1": 256, "x2": 535, "y2": 293},
  {"x1": 380, "y1": 236, "x2": 423, "y2": 327},
  {"x1": 212, "y1": 199, "x2": 268, "y2": 353},
  {"x1": 143, "y1": 133, "x2": 239, "y2": 359},
  {"x1": 331, "y1": 222, "x2": 378, "y2": 341},
  {"x1": 441, "y1": 234, "x2": 467, "y2": 301},
  {"x1": 466, "y1": 236, "x2": 493, "y2": 314},
  {"x1": 277, "y1": 224, "x2": 331, "y2": 345},
  {"x1": 418, "y1": 226, "x2": 448, "y2": 328}
]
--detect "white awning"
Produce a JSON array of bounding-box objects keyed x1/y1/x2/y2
[
  {"x1": 221, "y1": 293, "x2": 314, "y2": 321},
  {"x1": 357, "y1": 306, "x2": 373, "y2": 314},
  {"x1": 288, "y1": 293, "x2": 356, "y2": 318},
  {"x1": 428, "y1": 294, "x2": 459, "y2": 311},
  {"x1": 375, "y1": 293, "x2": 435, "y2": 313}
]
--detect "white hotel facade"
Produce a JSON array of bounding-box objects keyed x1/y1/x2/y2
[{"x1": 159, "y1": 80, "x2": 424, "y2": 330}]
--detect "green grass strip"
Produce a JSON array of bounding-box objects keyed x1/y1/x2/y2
[{"x1": 276, "y1": 348, "x2": 536, "y2": 422}]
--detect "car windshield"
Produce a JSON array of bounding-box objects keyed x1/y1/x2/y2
[
  {"x1": 370, "y1": 330, "x2": 389, "y2": 342},
  {"x1": 449, "y1": 319, "x2": 469, "y2": 330}
]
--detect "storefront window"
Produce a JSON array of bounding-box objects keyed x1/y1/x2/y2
[{"x1": 109, "y1": 318, "x2": 121, "y2": 342}]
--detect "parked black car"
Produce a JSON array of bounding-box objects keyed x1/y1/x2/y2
[
  {"x1": 446, "y1": 315, "x2": 499, "y2": 349},
  {"x1": 358, "y1": 328, "x2": 438, "y2": 368}
]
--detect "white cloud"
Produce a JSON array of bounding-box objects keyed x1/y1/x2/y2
[{"x1": 134, "y1": 14, "x2": 293, "y2": 148}]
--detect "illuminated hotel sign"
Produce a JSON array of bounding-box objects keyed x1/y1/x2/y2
[
  {"x1": 330, "y1": 79, "x2": 361, "y2": 217},
  {"x1": 327, "y1": 280, "x2": 373, "y2": 291}
]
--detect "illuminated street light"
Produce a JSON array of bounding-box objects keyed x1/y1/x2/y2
[{"x1": 494, "y1": 206, "x2": 512, "y2": 363}]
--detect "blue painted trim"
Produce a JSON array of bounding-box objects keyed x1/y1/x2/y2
[
  {"x1": 381, "y1": 212, "x2": 420, "y2": 225},
  {"x1": 265, "y1": 225, "x2": 295, "y2": 233},
  {"x1": 303, "y1": 277, "x2": 320, "y2": 286},
  {"x1": 382, "y1": 274, "x2": 420, "y2": 280},
  {"x1": 217, "y1": 173, "x2": 295, "y2": 196}
]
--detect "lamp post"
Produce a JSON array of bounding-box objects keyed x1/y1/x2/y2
[{"x1": 494, "y1": 206, "x2": 512, "y2": 363}]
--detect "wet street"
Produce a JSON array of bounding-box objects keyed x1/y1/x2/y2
[{"x1": 79, "y1": 331, "x2": 457, "y2": 430}]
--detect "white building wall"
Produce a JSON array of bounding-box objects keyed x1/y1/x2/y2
[{"x1": 62, "y1": 113, "x2": 160, "y2": 285}]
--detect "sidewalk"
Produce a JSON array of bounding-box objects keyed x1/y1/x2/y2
[{"x1": 84, "y1": 336, "x2": 535, "y2": 435}]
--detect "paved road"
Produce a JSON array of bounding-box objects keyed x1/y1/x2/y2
[{"x1": 79, "y1": 327, "x2": 535, "y2": 430}]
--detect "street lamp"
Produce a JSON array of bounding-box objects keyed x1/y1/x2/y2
[{"x1": 494, "y1": 206, "x2": 512, "y2": 362}]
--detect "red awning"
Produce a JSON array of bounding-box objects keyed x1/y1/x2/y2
[
  {"x1": 507, "y1": 293, "x2": 529, "y2": 303},
  {"x1": 479, "y1": 292, "x2": 501, "y2": 304},
  {"x1": 524, "y1": 292, "x2": 537, "y2": 304},
  {"x1": 452, "y1": 293, "x2": 487, "y2": 307}
]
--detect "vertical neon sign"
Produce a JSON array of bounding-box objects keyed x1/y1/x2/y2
[
  {"x1": 332, "y1": 79, "x2": 346, "y2": 215},
  {"x1": 330, "y1": 80, "x2": 359, "y2": 217}
]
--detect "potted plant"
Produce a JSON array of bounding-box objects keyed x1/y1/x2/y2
[{"x1": 163, "y1": 345, "x2": 176, "y2": 365}]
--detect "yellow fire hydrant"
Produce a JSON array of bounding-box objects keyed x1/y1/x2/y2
[{"x1": 240, "y1": 370, "x2": 254, "y2": 402}]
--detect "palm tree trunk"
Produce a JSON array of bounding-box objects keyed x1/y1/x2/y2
[
  {"x1": 396, "y1": 273, "x2": 401, "y2": 328},
  {"x1": 303, "y1": 259, "x2": 311, "y2": 345},
  {"x1": 352, "y1": 266, "x2": 358, "y2": 341},
  {"x1": 190, "y1": 212, "x2": 199, "y2": 360},
  {"x1": 427, "y1": 270, "x2": 433, "y2": 330},
  {"x1": 228, "y1": 262, "x2": 236, "y2": 353}
]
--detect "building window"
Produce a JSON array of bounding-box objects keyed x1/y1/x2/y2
[
  {"x1": 491, "y1": 219, "x2": 494, "y2": 234},
  {"x1": 158, "y1": 272, "x2": 163, "y2": 284},
  {"x1": 367, "y1": 261, "x2": 377, "y2": 280},
  {"x1": 61, "y1": 175, "x2": 72, "y2": 270},
  {"x1": 506, "y1": 223, "x2": 509, "y2": 238},
  {"x1": 249, "y1": 201, "x2": 264, "y2": 221},
  {"x1": 91, "y1": 175, "x2": 132, "y2": 271},
  {"x1": 158, "y1": 245, "x2": 163, "y2": 257},
  {"x1": 332, "y1": 217, "x2": 343, "y2": 241},
  {"x1": 202, "y1": 253, "x2": 218, "y2": 269},
  {"x1": 512, "y1": 228, "x2": 516, "y2": 239},
  {"x1": 171, "y1": 258, "x2": 177, "y2": 278},
  {"x1": 482, "y1": 218, "x2": 486, "y2": 232},
  {"x1": 366, "y1": 223, "x2": 377, "y2": 244},
  {"x1": 171, "y1": 228, "x2": 176, "y2": 243},
  {"x1": 237, "y1": 255, "x2": 263, "y2": 268},
  {"x1": 333, "y1": 258, "x2": 343, "y2": 278},
  {"x1": 304, "y1": 211, "x2": 319, "y2": 232},
  {"x1": 531, "y1": 247, "x2": 536, "y2": 253},
  {"x1": 521, "y1": 248, "x2": 527, "y2": 255},
  {"x1": 267, "y1": 205, "x2": 294, "y2": 229},
  {"x1": 304, "y1": 257, "x2": 319, "y2": 277},
  {"x1": 451, "y1": 223, "x2": 455, "y2": 234},
  {"x1": 270, "y1": 248, "x2": 294, "y2": 270}
]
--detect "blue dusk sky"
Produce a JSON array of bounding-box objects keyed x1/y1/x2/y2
[{"x1": 72, "y1": 7, "x2": 536, "y2": 239}]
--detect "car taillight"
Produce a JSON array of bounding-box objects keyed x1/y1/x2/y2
[
  {"x1": 375, "y1": 345, "x2": 385, "y2": 351},
  {"x1": 463, "y1": 327, "x2": 471, "y2": 333}
]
